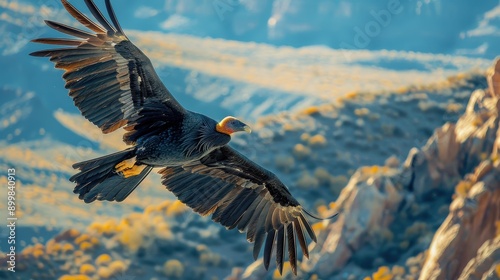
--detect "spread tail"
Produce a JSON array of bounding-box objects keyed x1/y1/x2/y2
[{"x1": 70, "y1": 148, "x2": 152, "y2": 203}]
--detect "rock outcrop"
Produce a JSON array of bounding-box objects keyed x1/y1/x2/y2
[
  {"x1": 240, "y1": 59, "x2": 500, "y2": 279},
  {"x1": 419, "y1": 58, "x2": 500, "y2": 280}
]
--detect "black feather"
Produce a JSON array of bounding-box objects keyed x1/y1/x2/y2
[
  {"x1": 253, "y1": 227, "x2": 266, "y2": 260},
  {"x1": 45, "y1": 20, "x2": 96, "y2": 39},
  {"x1": 61, "y1": 0, "x2": 106, "y2": 33},
  {"x1": 31, "y1": 38, "x2": 84, "y2": 46},
  {"x1": 105, "y1": 0, "x2": 125, "y2": 35},
  {"x1": 299, "y1": 214, "x2": 317, "y2": 242},
  {"x1": 287, "y1": 223, "x2": 297, "y2": 275},
  {"x1": 83, "y1": 0, "x2": 116, "y2": 34},
  {"x1": 276, "y1": 225, "x2": 286, "y2": 275},
  {"x1": 263, "y1": 230, "x2": 276, "y2": 270},
  {"x1": 294, "y1": 218, "x2": 309, "y2": 258}
]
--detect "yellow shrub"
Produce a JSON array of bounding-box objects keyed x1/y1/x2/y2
[
  {"x1": 302, "y1": 106, "x2": 320, "y2": 115},
  {"x1": 163, "y1": 259, "x2": 184, "y2": 278},
  {"x1": 312, "y1": 221, "x2": 327, "y2": 232},
  {"x1": 74, "y1": 250, "x2": 84, "y2": 257},
  {"x1": 300, "y1": 133, "x2": 311, "y2": 141},
  {"x1": 317, "y1": 205, "x2": 329, "y2": 217},
  {"x1": 308, "y1": 134, "x2": 327, "y2": 147},
  {"x1": 79, "y1": 264, "x2": 96, "y2": 275},
  {"x1": 109, "y1": 260, "x2": 127, "y2": 273},
  {"x1": 95, "y1": 254, "x2": 112, "y2": 266},
  {"x1": 354, "y1": 108, "x2": 370, "y2": 117},
  {"x1": 118, "y1": 227, "x2": 143, "y2": 252},
  {"x1": 292, "y1": 144, "x2": 311, "y2": 159},
  {"x1": 88, "y1": 220, "x2": 118, "y2": 235},
  {"x1": 455, "y1": 181, "x2": 472, "y2": 197},
  {"x1": 282, "y1": 123, "x2": 296, "y2": 132},
  {"x1": 59, "y1": 275, "x2": 91, "y2": 280},
  {"x1": 33, "y1": 248, "x2": 44, "y2": 258},
  {"x1": 200, "y1": 252, "x2": 221, "y2": 266},
  {"x1": 89, "y1": 237, "x2": 99, "y2": 246},
  {"x1": 97, "y1": 267, "x2": 113, "y2": 279},
  {"x1": 67, "y1": 229, "x2": 81, "y2": 239},
  {"x1": 345, "y1": 92, "x2": 358, "y2": 99},
  {"x1": 391, "y1": 265, "x2": 405, "y2": 276},
  {"x1": 62, "y1": 243, "x2": 74, "y2": 253},
  {"x1": 79, "y1": 242, "x2": 93, "y2": 251},
  {"x1": 47, "y1": 241, "x2": 62, "y2": 254},
  {"x1": 75, "y1": 234, "x2": 90, "y2": 245},
  {"x1": 373, "y1": 266, "x2": 392, "y2": 280}
]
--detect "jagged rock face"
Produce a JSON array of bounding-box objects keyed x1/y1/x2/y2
[
  {"x1": 303, "y1": 169, "x2": 403, "y2": 277},
  {"x1": 419, "y1": 162, "x2": 500, "y2": 280},
  {"x1": 292, "y1": 59, "x2": 500, "y2": 279},
  {"x1": 419, "y1": 58, "x2": 500, "y2": 280},
  {"x1": 459, "y1": 237, "x2": 500, "y2": 280}
]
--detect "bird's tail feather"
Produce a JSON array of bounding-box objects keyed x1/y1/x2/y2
[{"x1": 70, "y1": 148, "x2": 152, "y2": 203}]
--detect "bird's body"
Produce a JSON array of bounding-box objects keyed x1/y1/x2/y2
[
  {"x1": 31, "y1": 0, "x2": 336, "y2": 275},
  {"x1": 133, "y1": 110, "x2": 230, "y2": 166}
]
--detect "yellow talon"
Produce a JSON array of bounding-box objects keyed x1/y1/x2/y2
[
  {"x1": 120, "y1": 164, "x2": 146, "y2": 178},
  {"x1": 115, "y1": 157, "x2": 136, "y2": 173}
]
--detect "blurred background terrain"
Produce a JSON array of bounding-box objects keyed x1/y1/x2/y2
[{"x1": 0, "y1": 0, "x2": 499, "y2": 279}]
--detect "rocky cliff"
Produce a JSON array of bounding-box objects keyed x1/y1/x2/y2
[{"x1": 239, "y1": 59, "x2": 500, "y2": 279}]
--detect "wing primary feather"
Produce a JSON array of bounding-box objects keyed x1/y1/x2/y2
[
  {"x1": 31, "y1": 38, "x2": 84, "y2": 46},
  {"x1": 263, "y1": 230, "x2": 276, "y2": 270},
  {"x1": 252, "y1": 227, "x2": 266, "y2": 260},
  {"x1": 61, "y1": 0, "x2": 107, "y2": 33},
  {"x1": 84, "y1": 0, "x2": 116, "y2": 34},
  {"x1": 298, "y1": 214, "x2": 317, "y2": 243},
  {"x1": 244, "y1": 197, "x2": 269, "y2": 241},
  {"x1": 29, "y1": 48, "x2": 97, "y2": 57},
  {"x1": 287, "y1": 223, "x2": 297, "y2": 275},
  {"x1": 105, "y1": 0, "x2": 126, "y2": 36},
  {"x1": 264, "y1": 204, "x2": 276, "y2": 232},
  {"x1": 276, "y1": 225, "x2": 286, "y2": 275},
  {"x1": 293, "y1": 218, "x2": 309, "y2": 258},
  {"x1": 44, "y1": 20, "x2": 97, "y2": 39},
  {"x1": 272, "y1": 208, "x2": 282, "y2": 229}
]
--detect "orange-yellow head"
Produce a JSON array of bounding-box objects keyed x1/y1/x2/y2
[{"x1": 216, "y1": 116, "x2": 252, "y2": 135}]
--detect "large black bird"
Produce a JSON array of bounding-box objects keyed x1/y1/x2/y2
[{"x1": 31, "y1": 0, "x2": 333, "y2": 275}]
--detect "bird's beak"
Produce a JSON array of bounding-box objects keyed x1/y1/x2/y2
[{"x1": 243, "y1": 125, "x2": 252, "y2": 133}]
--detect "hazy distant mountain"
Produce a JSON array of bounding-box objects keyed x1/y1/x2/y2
[{"x1": 0, "y1": 87, "x2": 85, "y2": 144}]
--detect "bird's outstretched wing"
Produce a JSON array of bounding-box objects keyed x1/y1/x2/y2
[
  {"x1": 30, "y1": 0, "x2": 185, "y2": 134},
  {"x1": 159, "y1": 146, "x2": 318, "y2": 275}
]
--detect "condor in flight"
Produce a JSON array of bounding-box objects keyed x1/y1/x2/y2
[{"x1": 31, "y1": 0, "x2": 336, "y2": 275}]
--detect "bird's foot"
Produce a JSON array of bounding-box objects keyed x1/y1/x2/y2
[
  {"x1": 119, "y1": 164, "x2": 146, "y2": 178},
  {"x1": 115, "y1": 157, "x2": 136, "y2": 173}
]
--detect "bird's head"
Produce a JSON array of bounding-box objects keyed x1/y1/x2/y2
[{"x1": 216, "y1": 116, "x2": 252, "y2": 135}]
